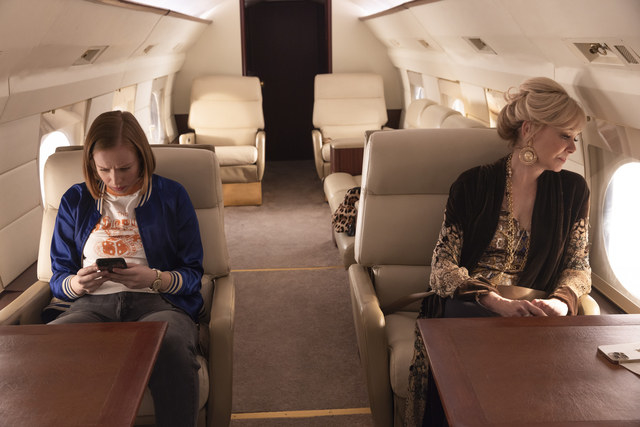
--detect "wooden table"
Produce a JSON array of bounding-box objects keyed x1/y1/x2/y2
[
  {"x1": 0, "y1": 321, "x2": 167, "y2": 427},
  {"x1": 418, "y1": 314, "x2": 640, "y2": 426}
]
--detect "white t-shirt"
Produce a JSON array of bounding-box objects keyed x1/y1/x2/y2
[{"x1": 83, "y1": 186, "x2": 154, "y2": 295}]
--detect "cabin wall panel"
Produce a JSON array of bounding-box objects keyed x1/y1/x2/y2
[
  {"x1": 0, "y1": 206, "x2": 41, "y2": 289},
  {"x1": 459, "y1": 82, "x2": 490, "y2": 124},
  {"x1": 0, "y1": 115, "x2": 40, "y2": 175},
  {"x1": 88, "y1": 93, "x2": 118, "y2": 132},
  {"x1": 0, "y1": 161, "x2": 40, "y2": 230},
  {"x1": 0, "y1": 79, "x2": 8, "y2": 120},
  {"x1": 2, "y1": 72, "x2": 123, "y2": 124},
  {"x1": 332, "y1": 1, "x2": 403, "y2": 109},
  {"x1": 135, "y1": 80, "x2": 154, "y2": 142},
  {"x1": 173, "y1": 0, "x2": 243, "y2": 114}
]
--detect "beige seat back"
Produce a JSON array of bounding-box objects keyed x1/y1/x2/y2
[
  {"x1": 355, "y1": 128, "x2": 508, "y2": 305},
  {"x1": 313, "y1": 73, "x2": 387, "y2": 139},
  {"x1": 189, "y1": 76, "x2": 264, "y2": 147},
  {"x1": 403, "y1": 99, "x2": 436, "y2": 128},
  {"x1": 350, "y1": 128, "x2": 508, "y2": 427},
  {"x1": 418, "y1": 104, "x2": 461, "y2": 129}
]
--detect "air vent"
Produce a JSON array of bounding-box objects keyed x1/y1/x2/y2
[
  {"x1": 73, "y1": 46, "x2": 108, "y2": 66},
  {"x1": 567, "y1": 38, "x2": 640, "y2": 69},
  {"x1": 389, "y1": 39, "x2": 401, "y2": 47},
  {"x1": 464, "y1": 37, "x2": 496, "y2": 54},
  {"x1": 614, "y1": 44, "x2": 639, "y2": 64}
]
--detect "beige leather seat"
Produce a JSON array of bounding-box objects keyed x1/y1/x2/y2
[
  {"x1": 0, "y1": 144, "x2": 235, "y2": 427},
  {"x1": 180, "y1": 75, "x2": 265, "y2": 205},
  {"x1": 324, "y1": 102, "x2": 486, "y2": 269},
  {"x1": 312, "y1": 73, "x2": 388, "y2": 179},
  {"x1": 405, "y1": 99, "x2": 486, "y2": 129},
  {"x1": 403, "y1": 99, "x2": 436, "y2": 128},
  {"x1": 348, "y1": 128, "x2": 600, "y2": 427}
]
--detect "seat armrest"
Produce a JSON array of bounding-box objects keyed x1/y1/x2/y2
[
  {"x1": 311, "y1": 129, "x2": 324, "y2": 179},
  {"x1": 0, "y1": 281, "x2": 52, "y2": 325},
  {"x1": 348, "y1": 264, "x2": 394, "y2": 427},
  {"x1": 208, "y1": 274, "x2": 235, "y2": 427},
  {"x1": 179, "y1": 132, "x2": 196, "y2": 145},
  {"x1": 256, "y1": 130, "x2": 266, "y2": 181},
  {"x1": 578, "y1": 294, "x2": 600, "y2": 315}
]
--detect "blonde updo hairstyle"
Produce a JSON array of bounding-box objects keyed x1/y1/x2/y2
[{"x1": 496, "y1": 77, "x2": 586, "y2": 147}]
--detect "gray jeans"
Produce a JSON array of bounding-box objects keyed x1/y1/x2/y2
[{"x1": 49, "y1": 292, "x2": 199, "y2": 427}]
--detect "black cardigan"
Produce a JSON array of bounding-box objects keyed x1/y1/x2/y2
[{"x1": 422, "y1": 156, "x2": 590, "y2": 317}]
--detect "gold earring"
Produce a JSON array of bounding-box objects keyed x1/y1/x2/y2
[{"x1": 519, "y1": 139, "x2": 538, "y2": 165}]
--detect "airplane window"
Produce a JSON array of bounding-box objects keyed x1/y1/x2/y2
[
  {"x1": 39, "y1": 131, "x2": 70, "y2": 201},
  {"x1": 407, "y1": 70, "x2": 424, "y2": 101},
  {"x1": 411, "y1": 86, "x2": 424, "y2": 100},
  {"x1": 485, "y1": 88, "x2": 506, "y2": 128},
  {"x1": 451, "y1": 98, "x2": 466, "y2": 116},
  {"x1": 149, "y1": 91, "x2": 164, "y2": 144},
  {"x1": 603, "y1": 161, "x2": 640, "y2": 300}
]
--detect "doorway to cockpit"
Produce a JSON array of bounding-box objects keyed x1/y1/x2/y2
[{"x1": 242, "y1": 0, "x2": 331, "y2": 161}]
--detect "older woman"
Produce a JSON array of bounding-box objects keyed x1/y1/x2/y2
[
  {"x1": 49, "y1": 111, "x2": 202, "y2": 427},
  {"x1": 405, "y1": 77, "x2": 591, "y2": 426}
]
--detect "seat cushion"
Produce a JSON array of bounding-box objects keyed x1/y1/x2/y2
[
  {"x1": 385, "y1": 311, "x2": 419, "y2": 400},
  {"x1": 214, "y1": 146, "x2": 258, "y2": 166}
]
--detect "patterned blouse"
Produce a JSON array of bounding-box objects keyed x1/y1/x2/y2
[{"x1": 429, "y1": 209, "x2": 591, "y2": 303}]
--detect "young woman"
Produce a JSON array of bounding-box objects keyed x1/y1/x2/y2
[
  {"x1": 49, "y1": 110, "x2": 203, "y2": 427},
  {"x1": 405, "y1": 77, "x2": 591, "y2": 426}
]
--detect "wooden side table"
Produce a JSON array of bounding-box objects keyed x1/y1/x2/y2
[{"x1": 330, "y1": 145, "x2": 364, "y2": 175}]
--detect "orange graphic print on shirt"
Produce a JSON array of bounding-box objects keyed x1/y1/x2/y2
[{"x1": 92, "y1": 214, "x2": 143, "y2": 257}]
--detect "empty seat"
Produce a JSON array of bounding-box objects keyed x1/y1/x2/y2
[
  {"x1": 180, "y1": 75, "x2": 265, "y2": 205},
  {"x1": 312, "y1": 73, "x2": 388, "y2": 179},
  {"x1": 403, "y1": 99, "x2": 436, "y2": 129}
]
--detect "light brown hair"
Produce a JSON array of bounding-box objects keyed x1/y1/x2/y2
[
  {"x1": 496, "y1": 77, "x2": 587, "y2": 146},
  {"x1": 83, "y1": 111, "x2": 156, "y2": 199}
]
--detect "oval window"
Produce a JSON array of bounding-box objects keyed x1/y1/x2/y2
[{"x1": 603, "y1": 161, "x2": 640, "y2": 299}]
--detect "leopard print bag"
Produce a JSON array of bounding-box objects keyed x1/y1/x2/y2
[{"x1": 331, "y1": 187, "x2": 361, "y2": 236}]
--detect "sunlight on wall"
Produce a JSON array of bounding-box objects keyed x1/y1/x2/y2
[
  {"x1": 39, "y1": 131, "x2": 70, "y2": 201},
  {"x1": 603, "y1": 162, "x2": 640, "y2": 300}
]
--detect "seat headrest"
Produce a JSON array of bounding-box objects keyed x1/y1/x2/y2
[
  {"x1": 361, "y1": 128, "x2": 509, "y2": 195},
  {"x1": 189, "y1": 75, "x2": 264, "y2": 130},
  {"x1": 404, "y1": 99, "x2": 436, "y2": 128},
  {"x1": 314, "y1": 73, "x2": 385, "y2": 99},
  {"x1": 441, "y1": 114, "x2": 486, "y2": 129},
  {"x1": 418, "y1": 104, "x2": 461, "y2": 129},
  {"x1": 312, "y1": 73, "x2": 387, "y2": 130},
  {"x1": 44, "y1": 145, "x2": 222, "y2": 210},
  {"x1": 191, "y1": 75, "x2": 262, "y2": 102}
]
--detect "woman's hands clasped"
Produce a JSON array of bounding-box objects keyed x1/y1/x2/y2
[
  {"x1": 479, "y1": 292, "x2": 568, "y2": 317},
  {"x1": 70, "y1": 262, "x2": 157, "y2": 295}
]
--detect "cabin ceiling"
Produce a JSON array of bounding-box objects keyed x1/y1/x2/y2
[{"x1": 1, "y1": 0, "x2": 639, "y2": 127}]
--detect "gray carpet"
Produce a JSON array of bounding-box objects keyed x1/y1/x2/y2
[{"x1": 224, "y1": 160, "x2": 373, "y2": 426}]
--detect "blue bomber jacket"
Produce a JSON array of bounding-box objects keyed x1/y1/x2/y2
[{"x1": 50, "y1": 174, "x2": 204, "y2": 321}]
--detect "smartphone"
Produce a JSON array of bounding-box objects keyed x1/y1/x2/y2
[{"x1": 96, "y1": 257, "x2": 128, "y2": 272}]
